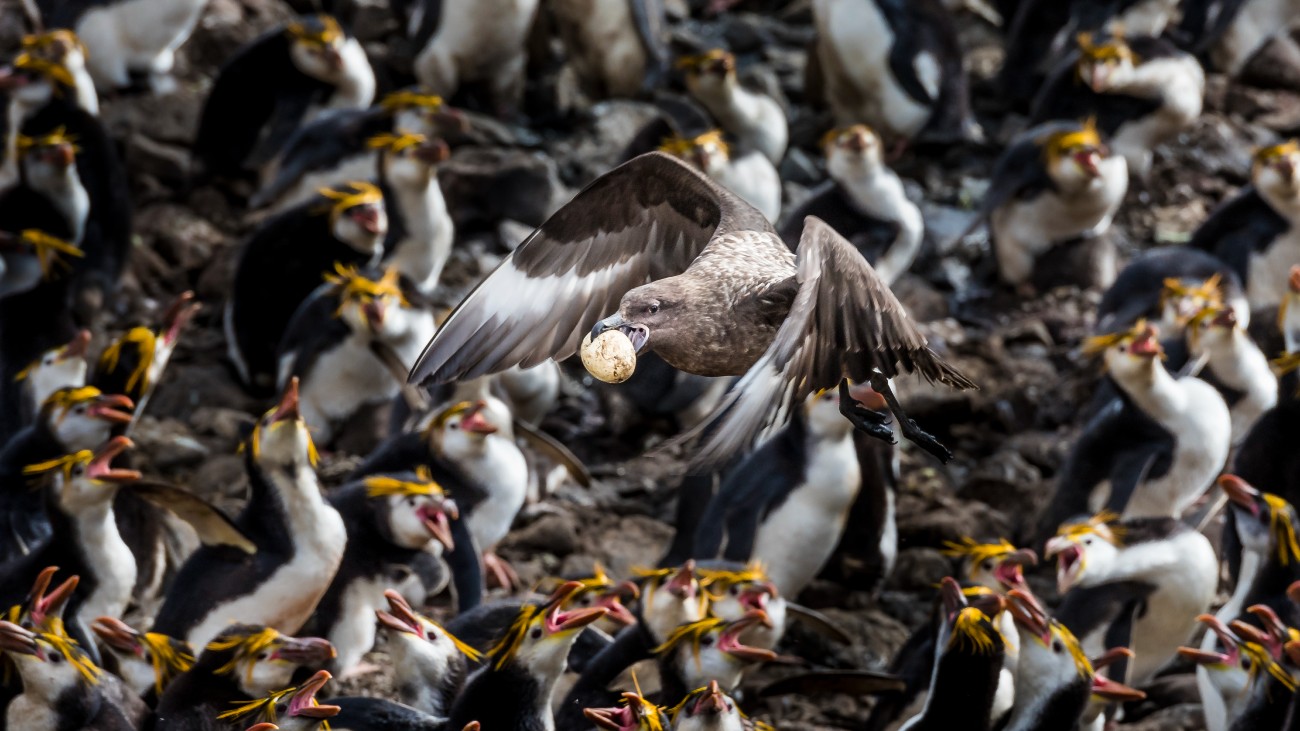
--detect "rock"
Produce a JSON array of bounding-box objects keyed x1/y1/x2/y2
[
  {"x1": 189, "y1": 454, "x2": 247, "y2": 504},
  {"x1": 132, "y1": 417, "x2": 210, "y2": 471},
  {"x1": 897, "y1": 499, "x2": 1012, "y2": 548},
  {"x1": 136, "y1": 204, "x2": 230, "y2": 274},
  {"x1": 190, "y1": 407, "x2": 255, "y2": 443},
  {"x1": 148, "y1": 363, "x2": 260, "y2": 425},
  {"x1": 884, "y1": 548, "x2": 951, "y2": 591},
  {"x1": 124, "y1": 136, "x2": 191, "y2": 186},
  {"x1": 1118, "y1": 703, "x2": 1203, "y2": 731},
  {"x1": 504, "y1": 512, "x2": 580, "y2": 556}
]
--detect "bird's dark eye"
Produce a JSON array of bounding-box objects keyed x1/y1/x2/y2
[
  {"x1": 982, "y1": 560, "x2": 994, "y2": 570},
  {"x1": 1084, "y1": 538, "x2": 1094, "y2": 545},
  {"x1": 49, "y1": 652, "x2": 63, "y2": 664},
  {"x1": 1052, "y1": 641, "x2": 1064, "y2": 653},
  {"x1": 256, "y1": 652, "x2": 268, "y2": 661},
  {"x1": 389, "y1": 567, "x2": 412, "y2": 583},
  {"x1": 530, "y1": 628, "x2": 542, "y2": 639},
  {"x1": 1117, "y1": 345, "x2": 1127, "y2": 353},
  {"x1": 701, "y1": 636, "x2": 714, "y2": 647},
  {"x1": 729, "y1": 586, "x2": 739, "y2": 596},
  {"x1": 647, "y1": 303, "x2": 659, "y2": 314},
  {"x1": 74, "y1": 404, "x2": 85, "y2": 414}
]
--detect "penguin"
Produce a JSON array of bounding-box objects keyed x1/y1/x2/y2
[
  {"x1": 490, "y1": 363, "x2": 561, "y2": 428},
  {"x1": 896, "y1": 577, "x2": 1006, "y2": 731},
  {"x1": 550, "y1": 0, "x2": 668, "y2": 102},
  {"x1": 300, "y1": 470, "x2": 459, "y2": 676},
  {"x1": 1038, "y1": 321, "x2": 1230, "y2": 530},
  {"x1": 6, "y1": 31, "x2": 97, "y2": 115},
  {"x1": 225, "y1": 181, "x2": 387, "y2": 394},
  {"x1": 676, "y1": 49, "x2": 787, "y2": 164},
  {"x1": 92, "y1": 290, "x2": 200, "y2": 427},
  {"x1": 151, "y1": 380, "x2": 347, "y2": 650},
  {"x1": 252, "y1": 89, "x2": 467, "y2": 212},
  {"x1": 1186, "y1": 303, "x2": 1278, "y2": 444},
  {"x1": 1000, "y1": 589, "x2": 1145, "y2": 731},
  {"x1": 690, "y1": 386, "x2": 874, "y2": 597},
  {"x1": 1095, "y1": 248, "x2": 1248, "y2": 337},
  {"x1": 152, "y1": 625, "x2": 337, "y2": 731},
  {"x1": 212, "y1": 669, "x2": 340, "y2": 730},
  {"x1": 691, "y1": 563, "x2": 787, "y2": 651},
  {"x1": 585, "y1": 687, "x2": 671, "y2": 731},
  {"x1": 1191, "y1": 140, "x2": 1300, "y2": 311},
  {"x1": 664, "y1": 682, "x2": 744, "y2": 731},
  {"x1": 1029, "y1": 32, "x2": 1205, "y2": 178},
  {"x1": 8, "y1": 328, "x2": 89, "y2": 432},
  {"x1": 779, "y1": 125, "x2": 924, "y2": 285},
  {"x1": 277, "y1": 265, "x2": 436, "y2": 447},
  {"x1": 0, "y1": 125, "x2": 89, "y2": 246},
  {"x1": 657, "y1": 130, "x2": 780, "y2": 223},
  {"x1": 412, "y1": 0, "x2": 541, "y2": 119},
  {"x1": 0, "y1": 436, "x2": 141, "y2": 654},
  {"x1": 0, "y1": 619, "x2": 148, "y2": 731},
  {"x1": 36, "y1": 0, "x2": 204, "y2": 93},
  {"x1": 445, "y1": 581, "x2": 607, "y2": 731},
  {"x1": 1182, "y1": 614, "x2": 1252, "y2": 731},
  {"x1": 1045, "y1": 513, "x2": 1219, "y2": 689},
  {"x1": 90, "y1": 617, "x2": 194, "y2": 701},
  {"x1": 1178, "y1": 0, "x2": 1300, "y2": 90},
  {"x1": 0, "y1": 385, "x2": 133, "y2": 561},
  {"x1": 371, "y1": 133, "x2": 455, "y2": 296},
  {"x1": 375, "y1": 589, "x2": 481, "y2": 717},
  {"x1": 974, "y1": 119, "x2": 1127, "y2": 290},
  {"x1": 191, "y1": 15, "x2": 376, "y2": 184},
  {"x1": 0, "y1": 35, "x2": 97, "y2": 192},
  {"x1": 648, "y1": 611, "x2": 776, "y2": 702},
  {"x1": 1216, "y1": 475, "x2": 1300, "y2": 628},
  {"x1": 810, "y1": 0, "x2": 977, "y2": 146},
  {"x1": 1184, "y1": 617, "x2": 1297, "y2": 731}
]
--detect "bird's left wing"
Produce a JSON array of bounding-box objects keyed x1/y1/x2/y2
[
  {"x1": 692, "y1": 217, "x2": 974, "y2": 466},
  {"x1": 410, "y1": 152, "x2": 760, "y2": 385}
]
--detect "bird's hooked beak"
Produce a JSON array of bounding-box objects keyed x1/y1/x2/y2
[
  {"x1": 717, "y1": 610, "x2": 777, "y2": 663},
  {"x1": 363, "y1": 299, "x2": 386, "y2": 329},
  {"x1": 91, "y1": 616, "x2": 144, "y2": 656},
  {"x1": 1073, "y1": 148, "x2": 1101, "y2": 177},
  {"x1": 89, "y1": 436, "x2": 141, "y2": 483},
  {"x1": 691, "y1": 680, "x2": 730, "y2": 716},
  {"x1": 272, "y1": 635, "x2": 336, "y2": 665},
  {"x1": 0, "y1": 621, "x2": 40, "y2": 658},
  {"x1": 376, "y1": 589, "x2": 422, "y2": 637},
  {"x1": 667, "y1": 561, "x2": 698, "y2": 599},
  {"x1": 0, "y1": 67, "x2": 28, "y2": 91},
  {"x1": 88, "y1": 393, "x2": 135, "y2": 424},
  {"x1": 594, "y1": 582, "x2": 640, "y2": 626},
  {"x1": 1044, "y1": 536, "x2": 1085, "y2": 594},
  {"x1": 63, "y1": 330, "x2": 91, "y2": 360},
  {"x1": 1179, "y1": 614, "x2": 1243, "y2": 666},
  {"x1": 592, "y1": 314, "x2": 649, "y2": 353},
  {"x1": 349, "y1": 204, "x2": 383, "y2": 234},
  {"x1": 994, "y1": 549, "x2": 1037, "y2": 591},
  {"x1": 1006, "y1": 589, "x2": 1052, "y2": 645},
  {"x1": 289, "y1": 670, "x2": 341, "y2": 719},
  {"x1": 1219, "y1": 474, "x2": 1261, "y2": 517},
  {"x1": 271, "y1": 378, "x2": 301, "y2": 424},
  {"x1": 544, "y1": 581, "x2": 609, "y2": 634},
  {"x1": 940, "y1": 576, "x2": 967, "y2": 620},
  {"x1": 459, "y1": 401, "x2": 498, "y2": 435},
  {"x1": 24, "y1": 567, "x2": 77, "y2": 627},
  {"x1": 418, "y1": 498, "x2": 458, "y2": 550},
  {"x1": 161, "y1": 291, "x2": 200, "y2": 346}
]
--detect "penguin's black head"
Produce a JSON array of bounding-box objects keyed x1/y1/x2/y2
[
  {"x1": 585, "y1": 688, "x2": 672, "y2": 731},
  {"x1": 1075, "y1": 32, "x2": 1138, "y2": 92},
  {"x1": 201, "y1": 625, "x2": 336, "y2": 696},
  {"x1": 91, "y1": 617, "x2": 194, "y2": 696},
  {"x1": 315, "y1": 181, "x2": 387, "y2": 254},
  {"x1": 1221, "y1": 475, "x2": 1300, "y2": 563},
  {"x1": 362, "y1": 467, "x2": 459, "y2": 551},
  {"x1": 38, "y1": 386, "x2": 134, "y2": 451},
  {"x1": 246, "y1": 378, "x2": 319, "y2": 471},
  {"x1": 286, "y1": 15, "x2": 347, "y2": 79},
  {"x1": 216, "y1": 669, "x2": 341, "y2": 729}
]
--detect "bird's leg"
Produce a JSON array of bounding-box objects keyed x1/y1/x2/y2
[
  {"x1": 483, "y1": 551, "x2": 520, "y2": 590},
  {"x1": 838, "y1": 380, "x2": 895, "y2": 444},
  {"x1": 869, "y1": 373, "x2": 954, "y2": 463}
]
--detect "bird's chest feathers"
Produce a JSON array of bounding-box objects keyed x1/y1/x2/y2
[
  {"x1": 1125, "y1": 540, "x2": 1218, "y2": 680},
  {"x1": 435, "y1": 0, "x2": 540, "y2": 69},
  {"x1": 79, "y1": 0, "x2": 208, "y2": 60},
  {"x1": 1121, "y1": 377, "x2": 1229, "y2": 517},
  {"x1": 461, "y1": 438, "x2": 528, "y2": 548},
  {"x1": 998, "y1": 167, "x2": 1124, "y2": 249},
  {"x1": 77, "y1": 503, "x2": 137, "y2": 620},
  {"x1": 303, "y1": 334, "x2": 398, "y2": 421},
  {"x1": 816, "y1": 0, "x2": 891, "y2": 83},
  {"x1": 329, "y1": 574, "x2": 389, "y2": 674},
  {"x1": 388, "y1": 183, "x2": 453, "y2": 292},
  {"x1": 8, "y1": 693, "x2": 67, "y2": 731}
]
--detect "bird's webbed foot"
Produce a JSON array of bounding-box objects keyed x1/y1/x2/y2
[
  {"x1": 838, "y1": 380, "x2": 895, "y2": 444},
  {"x1": 869, "y1": 373, "x2": 954, "y2": 463}
]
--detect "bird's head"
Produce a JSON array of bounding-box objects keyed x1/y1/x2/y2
[
  {"x1": 216, "y1": 669, "x2": 341, "y2": 729},
  {"x1": 1158, "y1": 273, "x2": 1224, "y2": 333},
  {"x1": 934, "y1": 578, "x2": 1004, "y2": 666},
  {"x1": 245, "y1": 378, "x2": 318, "y2": 470},
  {"x1": 677, "y1": 49, "x2": 737, "y2": 91},
  {"x1": 1082, "y1": 320, "x2": 1164, "y2": 381},
  {"x1": 668, "y1": 681, "x2": 745, "y2": 731},
  {"x1": 655, "y1": 612, "x2": 776, "y2": 690},
  {"x1": 1043, "y1": 119, "x2": 1109, "y2": 186},
  {"x1": 941, "y1": 537, "x2": 1036, "y2": 593},
  {"x1": 362, "y1": 467, "x2": 459, "y2": 551},
  {"x1": 376, "y1": 589, "x2": 482, "y2": 663},
  {"x1": 1044, "y1": 512, "x2": 1123, "y2": 593},
  {"x1": 369, "y1": 132, "x2": 449, "y2": 188},
  {"x1": 822, "y1": 124, "x2": 883, "y2": 177},
  {"x1": 1219, "y1": 475, "x2": 1300, "y2": 560},
  {"x1": 634, "y1": 562, "x2": 704, "y2": 641},
  {"x1": 1179, "y1": 614, "x2": 1247, "y2": 689},
  {"x1": 15, "y1": 126, "x2": 79, "y2": 184},
  {"x1": 658, "y1": 129, "x2": 730, "y2": 174},
  {"x1": 381, "y1": 88, "x2": 468, "y2": 138},
  {"x1": 39, "y1": 386, "x2": 133, "y2": 450},
  {"x1": 487, "y1": 582, "x2": 608, "y2": 676},
  {"x1": 24, "y1": 436, "x2": 140, "y2": 514},
  {"x1": 91, "y1": 617, "x2": 194, "y2": 696},
  {"x1": 325, "y1": 264, "x2": 411, "y2": 339},
  {"x1": 1075, "y1": 32, "x2": 1138, "y2": 92},
  {"x1": 14, "y1": 329, "x2": 90, "y2": 408},
  {"x1": 593, "y1": 282, "x2": 688, "y2": 361},
  {"x1": 316, "y1": 181, "x2": 387, "y2": 254},
  {"x1": 539, "y1": 564, "x2": 640, "y2": 627},
  {"x1": 0, "y1": 620, "x2": 103, "y2": 694},
  {"x1": 1254, "y1": 140, "x2": 1300, "y2": 200},
  {"x1": 203, "y1": 626, "x2": 336, "y2": 696},
  {"x1": 585, "y1": 687, "x2": 670, "y2": 731},
  {"x1": 286, "y1": 15, "x2": 348, "y2": 79},
  {"x1": 10, "y1": 566, "x2": 77, "y2": 631}
]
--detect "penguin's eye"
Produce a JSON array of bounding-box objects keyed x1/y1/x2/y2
[
  {"x1": 388, "y1": 566, "x2": 412, "y2": 583},
  {"x1": 256, "y1": 652, "x2": 269, "y2": 661},
  {"x1": 449, "y1": 422, "x2": 460, "y2": 431},
  {"x1": 576, "y1": 595, "x2": 592, "y2": 606},
  {"x1": 406, "y1": 497, "x2": 417, "y2": 507},
  {"x1": 1117, "y1": 344, "x2": 1127, "y2": 353},
  {"x1": 73, "y1": 404, "x2": 86, "y2": 414},
  {"x1": 275, "y1": 702, "x2": 287, "y2": 714},
  {"x1": 72, "y1": 465, "x2": 84, "y2": 476},
  {"x1": 729, "y1": 586, "x2": 739, "y2": 596},
  {"x1": 48, "y1": 652, "x2": 63, "y2": 664},
  {"x1": 700, "y1": 636, "x2": 714, "y2": 647},
  {"x1": 530, "y1": 628, "x2": 542, "y2": 639},
  {"x1": 1052, "y1": 640, "x2": 1064, "y2": 654},
  {"x1": 982, "y1": 560, "x2": 994, "y2": 571},
  {"x1": 43, "y1": 356, "x2": 54, "y2": 365},
  {"x1": 1083, "y1": 537, "x2": 1094, "y2": 545}
]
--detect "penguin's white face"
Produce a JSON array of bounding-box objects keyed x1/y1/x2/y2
[
  {"x1": 1254, "y1": 146, "x2": 1300, "y2": 201},
  {"x1": 671, "y1": 683, "x2": 746, "y2": 731},
  {"x1": 1011, "y1": 622, "x2": 1086, "y2": 708},
  {"x1": 331, "y1": 201, "x2": 387, "y2": 254},
  {"x1": 434, "y1": 399, "x2": 506, "y2": 461},
  {"x1": 382, "y1": 492, "x2": 457, "y2": 550},
  {"x1": 55, "y1": 438, "x2": 139, "y2": 514},
  {"x1": 641, "y1": 566, "x2": 703, "y2": 642},
  {"x1": 804, "y1": 388, "x2": 856, "y2": 440},
  {"x1": 383, "y1": 140, "x2": 448, "y2": 189},
  {"x1": 670, "y1": 615, "x2": 774, "y2": 692},
  {"x1": 7, "y1": 638, "x2": 94, "y2": 701},
  {"x1": 43, "y1": 389, "x2": 134, "y2": 451},
  {"x1": 488, "y1": 583, "x2": 607, "y2": 682},
  {"x1": 1045, "y1": 524, "x2": 1119, "y2": 593},
  {"x1": 20, "y1": 338, "x2": 88, "y2": 411},
  {"x1": 20, "y1": 142, "x2": 79, "y2": 191},
  {"x1": 252, "y1": 382, "x2": 318, "y2": 470},
  {"x1": 824, "y1": 125, "x2": 884, "y2": 180},
  {"x1": 1047, "y1": 143, "x2": 1108, "y2": 191},
  {"x1": 289, "y1": 33, "x2": 348, "y2": 83},
  {"x1": 1093, "y1": 323, "x2": 1163, "y2": 385}
]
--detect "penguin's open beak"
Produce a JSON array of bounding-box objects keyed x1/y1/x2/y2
[
  {"x1": 376, "y1": 589, "x2": 422, "y2": 636},
  {"x1": 289, "y1": 670, "x2": 341, "y2": 719},
  {"x1": 91, "y1": 616, "x2": 144, "y2": 656},
  {"x1": 162, "y1": 291, "x2": 200, "y2": 346},
  {"x1": 738, "y1": 582, "x2": 777, "y2": 613},
  {"x1": 583, "y1": 701, "x2": 635, "y2": 730},
  {"x1": 459, "y1": 401, "x2": 498, "y2": 435},
  {"x1": 415, "y1": 139, "x2": 450, "y2": 165},
  {"x1": 349, "y1": 205, "x2": 382, "y2": 234},
  {"x1": 1219, "y1": 475, "x2": 1261, "y2": 516},
  {"x1": 994, "y1": 549, "x2": 1037, "y2": 591},
  {"x1": 88, "y1": 393, "x2": 135, "y2": 424},
  {"x1": 273, "y1": 635, "x2": 336, "y2": 665},
  {"x1": 545, "y1": 581, "x2": 609, "y2": 634},
  {"x1": 419, "y1": 499, "x2": 457, "y2": 550},
  {"x1": 691, "y1": 680, "x2": 730, "y2": 716},
  {"x1": 1006, "y1": 590, "x2": 1051, "y2": 645},
  {"x1": 1090, "y1": 674, "x2": 1145, "y2": 702},
  {"x1": 25, "y1": 567, "x2": 78, "y2": 627},
  {"x1": 1044, "y1": 537, "x2": 1085, "y2": 594},
  {"x1": 939, "y1": 576, "x2": 966, "y2": 619},
  {"x1": 63, "y1": 329, "x2": 91, "y2": 359},
  {"x1": 363, "y1": 300, "x2": 386, "y2": 329},
  {"x1": 271, "y1": 378, "x2": 301, "y2": 423},
  {"x1": 89, "y1": 436, "x2": 141, "y2": 483},
  {"x1": 431, "y1": 108, "x2": 470, "y2": 134},
  {"x1": 963, "y1": 587, "x2": 1004, "y2": 618},
  {"x1": 718, "y1": 610, "x2": 777, "y2": 663},
  {"x1": 667, "y1": 561, "x2": 697, "y2": 599},
  {"x1": 1181, "y1": 614, "x2": 1242, "y2": 666},
  {"x1": 1091, "y1": 647, "x2": 1134, "y2": 671},
  {"x1": 0, "y1": 621, "x2": 40, "y2": 658}
]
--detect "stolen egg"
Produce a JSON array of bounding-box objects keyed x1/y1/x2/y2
[{"x1": 581, "y1": 330, "x2": 637, "y2": 384}]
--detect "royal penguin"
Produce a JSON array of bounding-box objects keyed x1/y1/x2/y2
[
  {"x1": 896, "y1": 578, "x2": 1006, "y2": 731},
  {"x1": 90, "y1": 617, "x2": 194, "y2": 702},
  {"x1": 252, "y1": 88, "x2": 466, "y2": 212},
  {"x1": 676, "y1": 49, "x2": 787, "y2": 164},
  {"x1": 4, "y1": 31, "x2": 97, "y2": 116},
  {"x1": 647, "y1": 612, "x2": 776, "y2": 702},
  {"x1": 663, "y1": 682, "x2": 743, "y2": 731},
  {"x1": 780, "y1": 125, "x2": 923, "y2": 285},
  {"x1": 584, "y1": 686, "x2": 671, "y2": 731},
  {"x1": 300, "y1": 470, "x2": 459, "y2": 676},
  {"x1": 1183, "y1": 616, "x2": 1297, "y2": 731},
  {"x1": 0, "y1": 33, "x2": 97, "y2": 190},
  {"x1": 690, "y1": 387, "x2": 873, "y2": 597},
  {"x1": 277, "y1": 266, "x2": 436, "y2": 447},
  {"x1": 151, "y1": 380, "x2": 347, "y2": 650},
  {"x1": 1095, "y1": 248, "x2": 1248, "y2": 337},
  {"x1": 8, "y1": 328, "x2": 89, "y2": 430},
  {"x1": 0, "y1": 385, "x2": 132, "y2": 560},
  {"x1": 1000, "y1": 589, "x2": 1145, "y2": 731},
  {"x1": 0, "y1": 125, "x2": 89, "y2": 247},
  {"x1": 1181, "y1": 614, "x2": 1253, "y2": 731},
  {"x1": 371, "y1": 133, "x2": 455, "y2": 296},
  {"x1": 225, "y1": 181, "x2": 387, "y2": 394},
  {"x1": 412, "y1": 0, "x2": 541, "y2": 119},
  {"x1": 35, "y1": 0, "x2": 205, "y2": 93},
  {"x1": 810, "y1": 0, "x2": 977, "y2": 146},
  {"x1": 1038, "y1": 320, "x2": 1230, "y2": 534},
  {"x1": 1185, "y1": 302, "x2": 1277, "y2": 444},
  {"x1": 1179, "y1": 0, "x2": 1300, "y2": 90},
  {"x1": 657, "y1": 130, "x2": 780, "y2": 223},
  {"x1": 92, "y1": 290, "x2": 200, "y2": 428},
  {"x1": 375, "y1": 589, "x2": 481, "y2": 717},
  {"x1": 207, "y1": 669, "x2": 340, "y2": 730},
  {"x1": 974, "y1": 119, "x2": 1127, "y2": 291},
  {"x1": 1030, "y1": 32, "x2": 1205, "y2": 178},
  {"x1": 446, "y1": 581, "x2": 607, "y2": 731},
  {"x1": 0, "y1": 619, "x2": 148, "y2": 731},
  {"x1": 1045, "y1": 513, "x2": 1218, "y2": 690},
  {"x1": 1191, "y1": 141, "x2": 1300, "y2": 311},
  {"x1": 152, "y1": 625, "x2": 337, "y2": 731},
  {"x1": 191, "y1": 15, "x2": 375, "y2": 184},
  {"x1": 550, "y1": 0, "x2": 668, "y2": 103}
]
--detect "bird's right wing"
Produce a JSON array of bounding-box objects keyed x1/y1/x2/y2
[{"x1": 409, "y1": 152, "x2": 763, "y2": 384}]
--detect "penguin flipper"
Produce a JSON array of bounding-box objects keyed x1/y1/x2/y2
[
  {"x1": 759, "y1": 670, "x2": 904, "y2": 698},
  {"x1": 512, "y1": 418, "x2": 591, "y2": 487},
  {"x1": 247, "y1": 92, "x2": 318, "y2": 169},
  {"x1": 129, "y1": 481, "x2": 257, "y2": 554},
  {"x1": 785, "y1": 602, "x2": 853, "y2": 644}
]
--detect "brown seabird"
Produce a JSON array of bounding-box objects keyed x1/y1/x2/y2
[{"x1": 408, "y1": 152, "x2": 975, "y2": 463}]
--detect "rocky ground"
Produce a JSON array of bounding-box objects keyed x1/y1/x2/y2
[{"x1": 8, "y1": 0, "x2": 1299, "y2": 728}]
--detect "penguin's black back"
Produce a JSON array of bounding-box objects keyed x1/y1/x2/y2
[
  {"x1": 779, "y1": 181, "x2": 903, "y2": 258},
  {"x1": 328, "y1": 696, "x2": 443, "y2": 730},
  {"x1": 448, "y1": 662, "x2": 548, "y2": 731},
  {"x1": 256, "y1": 107, "x2": 392, "y2": 208},
  {"x1": 0, "y1": 422, "x2": 69, "y2": 561}
]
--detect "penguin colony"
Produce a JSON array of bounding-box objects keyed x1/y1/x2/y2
[{"x1": 4, "y1": 0, "x2": 1300, "y2": 729}]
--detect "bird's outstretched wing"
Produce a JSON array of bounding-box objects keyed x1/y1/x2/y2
[
  {"x1": 692, "y1": 216, "x2": 975, "y2": 466},
  {"x1": 409, "y1": 152, "x2": 764, "y2": 384}
]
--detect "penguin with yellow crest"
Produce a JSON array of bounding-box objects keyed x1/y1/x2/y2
[{"x1": 657, "y1": 129, "x2": 780, "y2": 223}]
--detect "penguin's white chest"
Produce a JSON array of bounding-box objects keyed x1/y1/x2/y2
[
  {"x1": 329, "y1": 575, "x2": 389, "y2": 675},
  {"x1": 77, "y1": 0, "x2": 207, "y2": 78},
  {"x1": 298, "y1": 335, "x2": 399, "y2": 442},
  {"x1": 80, "y1": 508, "x2": 138, "y2": 621},
  {"x1": 463, "y1": 438, "x2": 529, "y2": 551},
  {"x1": 1247, "y1": 229, "x2": 1300, "y2": 308},
  {"x1": 1124, "y1": 378, "x2": 1230, "y2": 518},
  {"x1": 752, "y1": 438, "x2": 861, "y2": 596}
]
